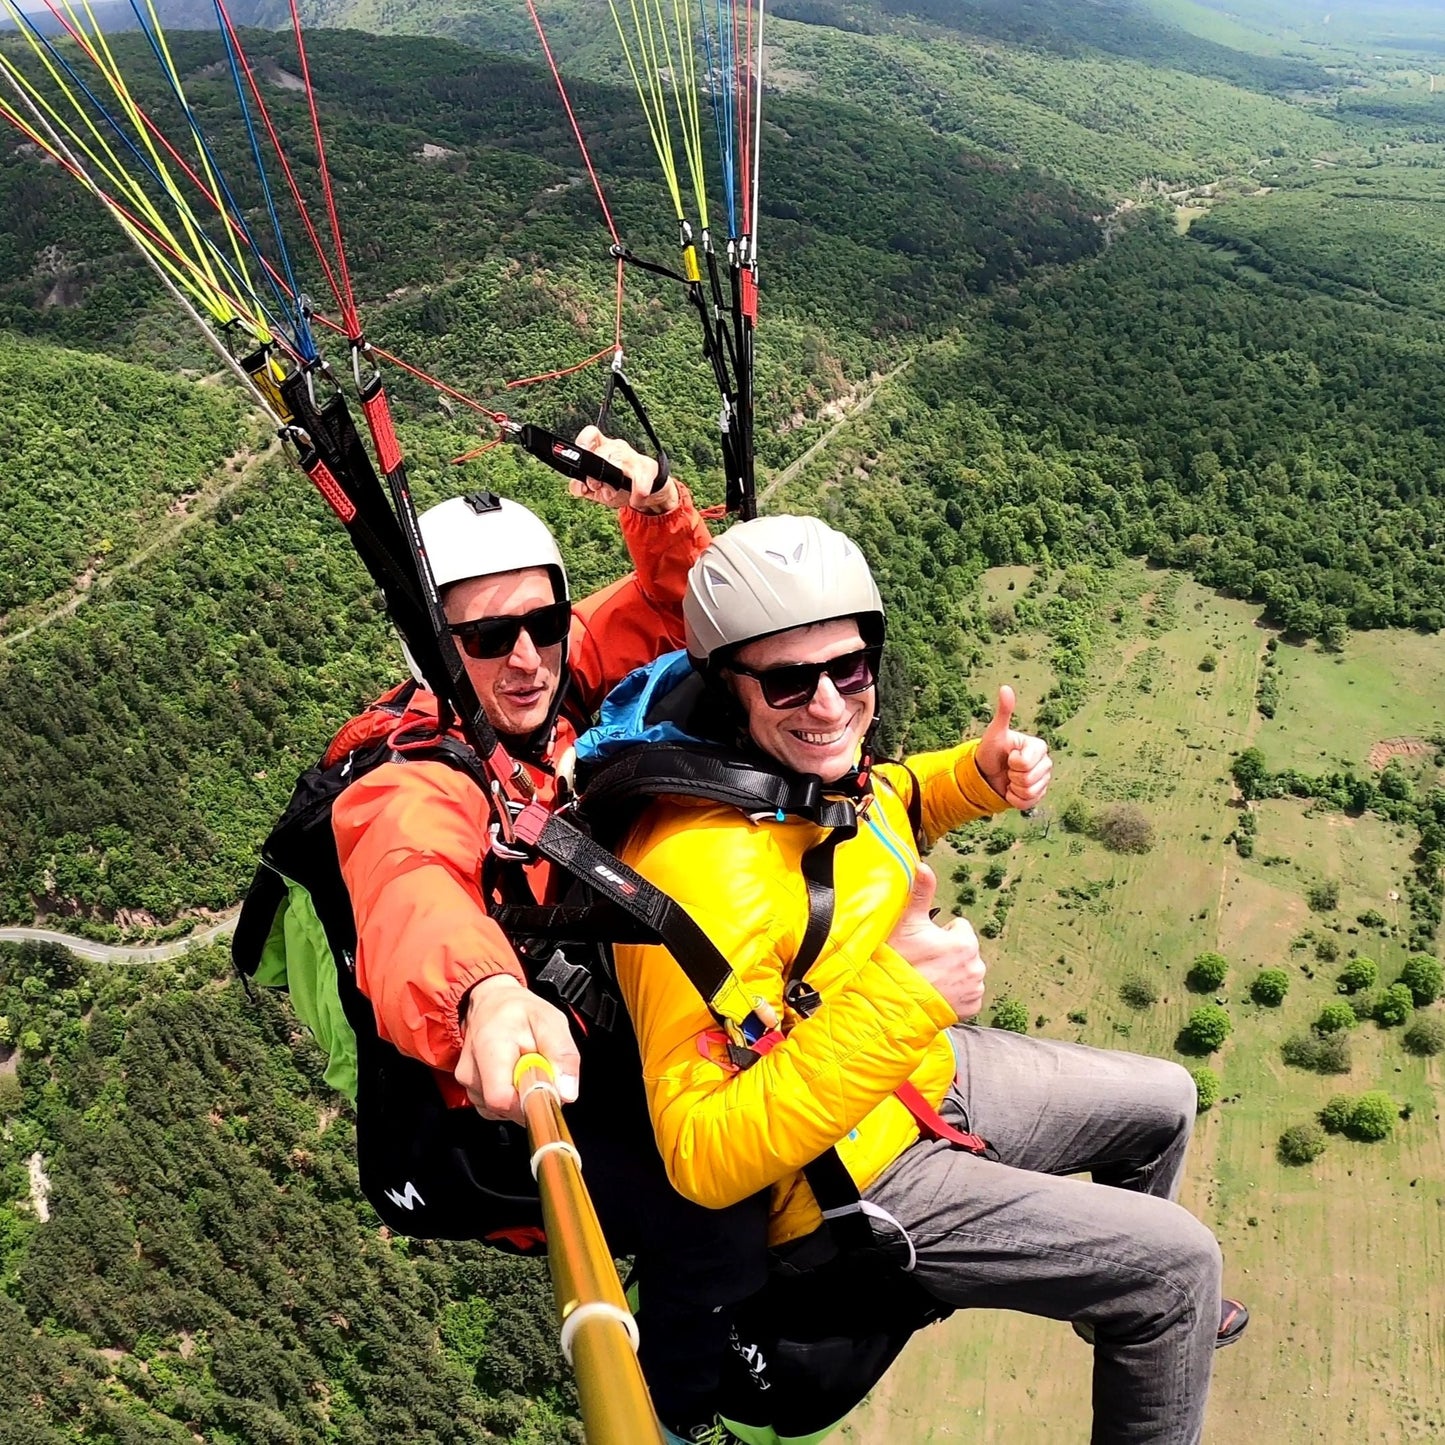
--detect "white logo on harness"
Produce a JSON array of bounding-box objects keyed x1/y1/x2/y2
[
  {"x1": 729, "y1": 1329, "x2": 771, "y2": 1391},
  {"x1": 592, "y1": 862, "x2": 638, "y2": 898},
  {"x1": 384, "y1": 1181, "x2": 426, "y2": 1211}
]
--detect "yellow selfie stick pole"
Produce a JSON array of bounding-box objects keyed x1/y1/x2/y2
[{"x1": 512, "y1": 1052, "x2": 665, "y2": 1445}]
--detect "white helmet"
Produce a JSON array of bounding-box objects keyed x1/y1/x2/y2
[
  {"x1": 404, "y1": 491, "x2": 568, "y2": 685},
  {"x1": 683, "y1": 514, "x2": 884, "y2": 663},
  {"x1": 421, "y1": 491, "x2": 569, "y2": 599}
]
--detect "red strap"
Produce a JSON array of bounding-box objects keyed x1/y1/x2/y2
[{"x1": 894, "y1": 1080, "x2": 988, "y2": 1155}]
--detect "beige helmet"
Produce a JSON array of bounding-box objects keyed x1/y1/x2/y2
[{"x1": 683, "y1": 514, "x2": 884, "y2": 662}]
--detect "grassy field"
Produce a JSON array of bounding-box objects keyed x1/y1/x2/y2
[{"x1": 841, "y1": 562, "x2": 1445, "y2": 1443}]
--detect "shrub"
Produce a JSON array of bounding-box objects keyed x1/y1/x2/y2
[
  {"x1": 1403, "y1": 1017, "x2": 1445, "y2": 1057},
  {"x1": 1119, "y1": 974, "x2": 1160, "y2": 1009},
  {"x1": 1281, "y1": 1032, "x2": 1352, "y2": 1074},
  {"x1": 1250, "y1": 969, "x2": 1290, "y2": 1007},
  {"x1": 1307, "y1": 880, "x2": 1340, "y2": 912},
  {"x1": 1067, "y1": 1010, "x2": 1088, "y2": 1026},
  {"x1": 1187, "y1": 952, "x2": 1229, "y2": 993},
  {"x1": 990, "y1": 997, "x2": 1029, "y2": 1034},
  {"x1": 1278, "y1": 1122, "x2": 1327, "y2": 1166},
  {"x1": 1179, "y1": 1004, "x2": 1231, "y2": 1054},
  {"x1": 1314, "y1": 936, "x2": 1339, "y2": 963},
  {"x1": 1314, "y1": 1002, "x2": 1356, "y2": 1035},
  {"x1": 1189, "y1": 1066, "x2": 1220, "y2": 1112},
  {"x1": 1356, "y1": 909, "x2": 1388, "y2": 930},
  {"x1": 1094, "y1": 803, "x2": 1155, "y2": 855},
  {"x1": 951, "y1": 862, "x2": 971, "y2": 885},
  {"x1": 1060, "y1": 799, "x2": 1094, "y2": 835},
  {"x1": 0, "y1": 1071, "x2": 21, "y2": 1119},
  {"x1": 1199, "y1": 652, "x2": 1217, "y2": 672},
  {"x1": 986, "y1": 603, "x2": 1016, "y2": 635},
  {"x1": 1347, "y1": 1091, "x2": 1397, "y2": 1142},
  {"x1": 1318, "y1": 1095, "x2": 1353, "y2": 1134},
  {"x1": 984, "y1": 831, "x2": 1015, "y2": 856},
  {"x1": 1374, "y1": 983, "x2": 1414, "y2": 1029},
  {"x1": 1336, "y1": 957, "x2": 1378, "y2": 994},
  {"x1": 1399, "y1": 954, "x2": 1444, "y2": 1007},
  {"x1": 983, "y1": 863, "x2": 1007, "y2": 889}
]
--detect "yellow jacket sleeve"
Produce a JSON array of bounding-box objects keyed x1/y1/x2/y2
[
  {"x1": 614, "y1": 807, "x2": 957, "y2": 1210},
  {"x1": 879, "y1": 737, "x2": 1012, "y2": 847}
]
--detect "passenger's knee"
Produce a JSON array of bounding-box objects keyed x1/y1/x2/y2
[
  {"x1": 1171, "y1": 1207, "x2": 1223, "y2": 1300},
  {"x1": 1150, "y1": 1058, "x2": 1198, "y2": 1143}
]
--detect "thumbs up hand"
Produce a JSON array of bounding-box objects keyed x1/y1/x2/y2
[
  {"x1": 975, "y1": 685, "x2": 1053, "y2": 811},
  {"x1": 886, "y1": 864, "x2": 987, "y2": 1020}
]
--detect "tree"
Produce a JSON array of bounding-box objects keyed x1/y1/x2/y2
[
  {"x1": 983, "y1": 863, "x2": 1007, "y2": 889},
  {"x1": 1374, "y1": 983, "x2": 1414, "y2": 1028},
  {"x1": 1278, "y1": 1122, "x2": 1327, "y2": 1166},
  {"x1": 1189, "y1": 1066, "x2": 1220, "y2": 1112},
  {"x1": 1179, "y1": 1004, "x2": 1231, "y2": 1054},
  {"x1": 1250, "y1": 969, "x2": 1290, "y2": 1006},
  {"x1": 1314, "y1": 1002, "x2": 1356, "y2": 1035},
  {"x1": 1119, "y1": 974, "x2": 1160, "y2": 1009},
  {"x1": 1094, "y1": 803, "x2": 1155, "y2": 854},
  {"x1": 1187, "y1": 952, "x2": 1228, "y2": 993},
  {"x1": 1398, "y1": 954, "x2": 1444, "y2": 1006},
  {"x1": 990, "y1": 997, "x2": 1029, "y2": 1033},
  {"x1": 1281, "y1": 1032, "x2": 1352, "y2": 1074},
  {"x1": 1347, "y1": 1091, "x2": 1397, "y2": 1142},
  {"x1": 1307, "y1": 880, "x2": 1340, "y2": 912},
  {"x1": 1403, "y1": 1017, "x2": 1445, "y2": 1056},
  {"x1": 1318, "y1": 1095, "x2": 1353, "y2": 1134},
  {"x1": 1336, "y1": 957, "x2": 1378, "y2": 994},
  {"x1": 1231, "y1": 748, "x2": 1270, "y2": 800},
  {"x1": 1060, "y1": 799, "x2": 1094, "y2": 834}
]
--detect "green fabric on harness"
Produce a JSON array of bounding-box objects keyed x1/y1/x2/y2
[
  {"x1": 721, "y1": 1418, "x2": 838, "y2": 1445},
  {"x1": 255, "y1": 877, "x2": 360, "y2": 1103}
]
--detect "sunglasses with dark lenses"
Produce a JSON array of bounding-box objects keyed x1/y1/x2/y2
[
  {"x1": 449, "y1": 600, "x2": 572, "y2": 660},
  {"x1": 727, "y1": 644, "x2": 882, "y2": 710}
]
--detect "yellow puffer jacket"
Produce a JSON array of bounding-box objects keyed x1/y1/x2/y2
[{"x1": 612, "y1": 739, "x2": 1010, "y2": 1247}]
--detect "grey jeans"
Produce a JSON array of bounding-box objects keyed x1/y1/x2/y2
[{"x1": 865, "y1": 1026, "x2": 1222, "y2": 1445}]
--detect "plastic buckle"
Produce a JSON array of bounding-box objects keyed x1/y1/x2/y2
[{"x1": 784, "y1": 978, "x2": 823, "y2": 1019}]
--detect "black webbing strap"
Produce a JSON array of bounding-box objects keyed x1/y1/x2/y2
[
  {"x1": 513, "y1": 803, "x2": 737, "y2": 1015},
  {"x1": 803, "y1": 1149, "x2": 878, "y2": 1253},
  {"x1": 581, "y1": 744, "x2": 856, "y2": 831},
  {"x1": 489, "y1": 901, "x2": 659, "y2": 947},
  {"x1": 787, "y1": 826, "x2": 852, "y2": 990}
]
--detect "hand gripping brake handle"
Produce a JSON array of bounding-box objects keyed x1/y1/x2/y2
[{"x1": 506, "y1": 357, "x2": 671, "y2": 495}]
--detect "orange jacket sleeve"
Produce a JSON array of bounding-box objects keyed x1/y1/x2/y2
[
  {"x1": 332, "y1": 757, "x2": 524, "y2": 1073},
  {"x1": 568, "y1": 482, "x2": 712, "y2": 716}
]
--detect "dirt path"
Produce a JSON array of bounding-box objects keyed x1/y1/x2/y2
[
  {"x1": 0, "y1": 437, "x2": 278, "y2": 653},
  {"x1": 0, "y1": 915, "x2": 238, "y2": 964},
  {"x1": 758, "y1": 358, "x2": 911, "y2": 508}
]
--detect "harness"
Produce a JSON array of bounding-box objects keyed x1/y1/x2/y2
[{"x1": 507, "y1": 742, "x2": 991, "y2": 1256}]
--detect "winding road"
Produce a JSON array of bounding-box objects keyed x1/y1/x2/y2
[{"x1": 0, "y1": 916, "x2": 238, "y2": 964}]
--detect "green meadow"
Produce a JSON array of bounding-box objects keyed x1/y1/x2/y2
[{"x1": 844, "y1": 562, "x2": 1445, "y2": 1443}]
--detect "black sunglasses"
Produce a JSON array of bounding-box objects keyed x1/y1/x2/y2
[
  {"x1": 449, "y1": 600, "x2": 571, "y2": 660},
  {"x1": 726, "y1": 644, "x2": 882, "y2": 710}
]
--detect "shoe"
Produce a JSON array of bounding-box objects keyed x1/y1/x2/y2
[
  {"x1": 1073, "y1": 1297, "x2": 1250, "y2": 1351},
  {"x1": 1215, "y1": 1297, "x2": 1249, "y2": 1348}
]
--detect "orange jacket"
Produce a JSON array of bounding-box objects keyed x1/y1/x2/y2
[{"x1": 332, "y1": 488, "x2": 711, "y2": 1101}]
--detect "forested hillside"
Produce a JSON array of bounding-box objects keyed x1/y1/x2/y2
[{"x1": 0, "y1": 940, "x2": 578, "y2": 1443}]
